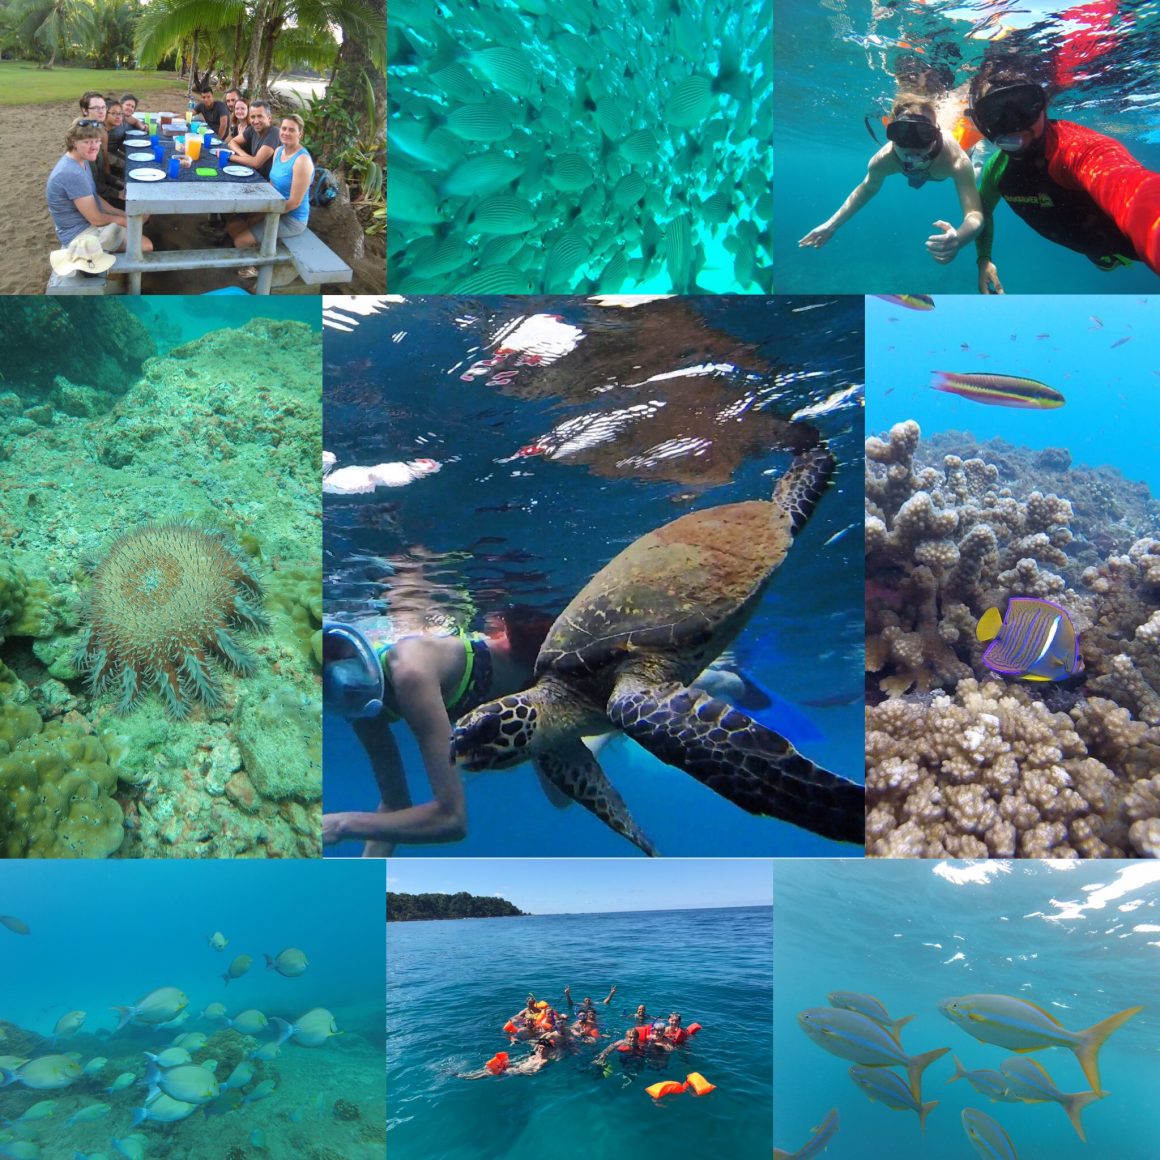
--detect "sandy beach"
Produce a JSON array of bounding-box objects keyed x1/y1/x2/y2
[{"x1": 1, "y1": 91, "x2": 384, "y2": 295}]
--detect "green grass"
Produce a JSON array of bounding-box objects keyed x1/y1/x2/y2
[{"x1": 0, "y1": 61, "x2": 185, "y2": 107}]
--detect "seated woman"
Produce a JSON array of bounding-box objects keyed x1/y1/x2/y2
[
  {"x1": 225, "y1": 114, "x2": 314, "y2": 279},
  {"x1": 227, "y1": 96, "x2": 251, "y2": 142},
  {"x1": 46, "y1": 119, "x2": 153, "y2": 265},
  {"x1": 798, "y1": 93, "x2": 983, "y2": 265}
]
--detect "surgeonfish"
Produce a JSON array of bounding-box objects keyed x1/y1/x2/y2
[
  {"x1": 81, "y1": 1055, "x2": 107, "y2": 1076},
  {"x1": 171, "y1": 1032, "x2": 207, "y2": 1050},
  {"x1": 998, "y1": 1057, "x2": 1106, "y2": 1141},
  {"x1": 947, "y1": 1056, "x2": 1020, "y2": 1101},
  {"x1": 273, "y1": 1007, "x2": 340, "y2": 1048},
  {"x1": 51, "y1": 1011, "x2": 85, "y2": 1041},
  {"x1": 264, "y1": 947, "x2": 309, "y2": 977},
  {"x1": 113, "y1": 987, "x2": 189, "y2": 1030},
  {"x1": 962, "y1": 1107, "x2": 1018, "y2": 1159},
  {"x1": 227, "y1": 1009, "x2": 268, "y2": 1036},
  {"x1": 144, "y1": 1047, "x2": 191, "y2": 1069},
  {"x1": 131, "y1": 1091, "x2": 199, "y2": 1125},
  {"x1": 105, "y1": 1072, "x2": 136, "y2": 1094},
  {"x1": 208, "y1": 931, "x2": 228, "y2": 951},
  {"x1": 848, "y1": 1064, "x2": 938, "y2": 1133},
  {"x1": 937, "y1": 995, "x2": 1142, "y2": 1091},
  {"x1": 0, "y1": 1142, "x2": 40, "y2": 1160},
  {"x1": 827, "y1": 992, "x2": 913, "y2": 1042},
  {"x1": 146, "y1": 1062, "x2": 220, "y2": 1105},
  {"x1": 249, "y1": 1041, "x2": 281, "y2": 1062},
  {"x1": 930, "y1": 371, "x2": 1064, "y2": 408},
  {"x1": 797, "y1": 1008, "x2": 948, "y2": 1101},
  {"x1": 66, "y1": 1103, "x2": 111, "y2": 1126},
  {"x1": 1, "y1": 1099, "x2": 58, "y2": 1123},
  {"x1": 772, "y1": 1107, "x2": 839, "y2": 1160},
  {"x1": 221, "y1": 954, "x2": 253, "y2": 985},
  {"x1": 976, "y1": 598, "x2": 1082, "y2": 682},
  {"x1": 0, "y1": 915, "x2": 30, "y2": 935},
  {"x1": 222, "y1": 1061, "x2": 254, "y2": 1091},
  {"x1": 200, "y1": 1002, "x2": 228, "y2": 1021},
  {"x1": 111, "y1": 1137, "x2": 148, "y2": 1160},
  {"x1": 243, "y1": 1078, "x2": 277, "y2": 1104},
  {"x1": 0, "y1": 1054, "x2": 83, "y2": 1090}
]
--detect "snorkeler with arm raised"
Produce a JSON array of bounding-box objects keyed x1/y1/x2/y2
[{"x1": 799, "y1": 95, "x2": 982, "y2": 264}]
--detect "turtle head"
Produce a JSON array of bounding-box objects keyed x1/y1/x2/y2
[{"x1": 450, "y1": 694, "x2": 540, "y2": 771}]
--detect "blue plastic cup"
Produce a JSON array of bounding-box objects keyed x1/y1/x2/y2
[
  {"x1": 149, "y1": 133, "x2": 159, "y2": 147},
  {"x1": 218, "y1": 150, "x2": 231, "y2": 169},
  {"x1": 152, "y1": 144, "x2": 163, "y2": 163},
  {"x1": 167, "y1": 156, "x2": 181, "y2": 179}
]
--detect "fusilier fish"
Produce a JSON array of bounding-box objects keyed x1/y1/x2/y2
[
  {"x1": 937, "y1": 994, "x2": 1142, "y2": 1091},
  {"x1": 0, "y1": 915, "x2": 30, "y2": 935},
  {"x1": 998, "y1": 1057, "x2": 1106, "y2": 1141},
  {"x1": 948, "y1": 1056, "x2": 1020, "y2": 1102},
  {"x1": 848, "y1": 1064, "x2": 938, "y2": 1133},
  {"x1": 773, "y1": 1107, "x2": 839, "y2": 1160},
  {"x1": 962, "y1": 1107, "x2": 1018, "y2": 1159},
  {"x1": 797, "y1": 1008, "x2": 948, "y2": 1101},
  {"x1": 827, "y1": 992, "x2": 913, "y2": 1042}
]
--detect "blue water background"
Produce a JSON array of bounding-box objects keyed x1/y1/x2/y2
[
  {"x1": 866, "y1": 294, "x2": 1160, "y2": 493},
  {"x1": 388, "y1": 904, "x2": 772, "y2": 1159},
  {"x1": 322, "y1": 296, "x2": 865, "y2": 858},
  {"x1": 773, "y1": 860, "x2": 1160, "y2": 1160},
  {"x1": 120, "y1": 297, "x2": 321, "y2": 353},
  {"x1": 0, "y1": 860, "x2": 384, "y2": 1156},
  {"x1": 774, "y1": 0, "x2": 1160, "y2": 294}
]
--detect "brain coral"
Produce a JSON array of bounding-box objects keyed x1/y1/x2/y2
[{"x1": 75, "y1": 523, "x2": 269, "y2": 718}]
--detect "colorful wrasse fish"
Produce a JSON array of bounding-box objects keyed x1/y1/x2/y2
[
  {"x1": 874, "y1": 294, "x2": 934, "y2": 310},
  {"x1": 931, "y1": 371, "x2": 1064, "y2": 408},
  {"x1": 962, "y1": 1107, "x2": 1018, "y2": 1160},
  {"x1": 773, "y1": 1107, "x2": 839, "y2": 1160},
  {"x1": 937, "y1": 995, "x2": 1143, "y2": 1091},
  {"x1": 976, "y1": 598, "x2": 1082, "y2": 682},
  {"x1": 848, "y1": 1065, "x2": 938, "y2": 1134},
  {"x1": 797, "y1": 1008, "x2": 948, "y2": 1101},
  {"x1": 998, "y1": 1057, "x2": 1106, "y2": 1142},
  {"x1": 827, "y1": 991, "x2": 913, "y2": 1043}
]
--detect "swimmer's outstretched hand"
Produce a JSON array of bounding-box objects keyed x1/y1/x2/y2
[
  {"x1": 926, "y1": 220, "x2": 960, "y2": 264},
  {"x1": 978, "y1": 260, "x2": 1004, "y2": 294},
  {"x1": 322, "y1": 812, "x2": 349, "y2": 845},
  {"x1": 799, "y1": 224, "x2": 835, "y2": 248}
]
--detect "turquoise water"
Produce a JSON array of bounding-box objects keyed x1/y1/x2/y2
[
  {"x1": 121, "y1": 297, "x2": 321, "y2": 352},
  {"x1": 773, "y1": 860, "x2": 1160, "y2": 1160},
  {"x1": 387, "y1": 0, "x2": 771, "y2": 292},
  {"x1": 866, "y1": 293, "x2": 1160, "y2": 492},
  {"x1": 774, "y1": 0, "x2": 1160, "y2": 294},
  {"x1": 387, "y1": 904, "x2": 772, "y2": 1159},
  {"x1": 322, "y1": 296, "x2": 864, "y2": 858},
  {"x1": 0, "y1": 860, "x2": 385, "y2": 1158}
]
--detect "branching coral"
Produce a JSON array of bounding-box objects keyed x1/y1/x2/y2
[{"x1": 866, "y1": 421, "x2": 1160, "y2": 860}]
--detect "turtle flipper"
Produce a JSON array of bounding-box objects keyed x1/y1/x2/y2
[
  {"x1": 534, "y1": 741, "x2": 658, "y2": 856},
  {"x1": 608, "y1": 684, "x2": 864, "y2": 845},
  {"x1": 777, "y1": 445, "x2": 836, "y2": 535}
]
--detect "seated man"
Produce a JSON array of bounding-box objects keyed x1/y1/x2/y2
[
  {"x1": 120, "y1": 92, "x2": 147, "y2": 131},
  {"x1": 969, "y1": 56, "x2": 1160, "y2": 291},
  {"x1": 193, "y1": 86, "x2": 229, "y2": 137},
  {"x1": 46, "y1": 119, "x2": 153, "y2": 265},
  {"x1": 226, "y1": 100, "x2": 280, "y2": 178}
]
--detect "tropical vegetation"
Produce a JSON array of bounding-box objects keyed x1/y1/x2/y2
[{"x1": 387, "y1": 892, "x2": 530, "y2": 923}]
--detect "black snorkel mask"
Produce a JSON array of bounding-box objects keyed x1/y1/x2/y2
[
  {"x1": 321, "y1": 621, "x2": 385, "y2": 719},
  {"x1": 968, "y1": 82, "x2": 1047, "y2": 151},
  {"x1": 886, "y1": 115, "x2": 943, "y2": 169}
]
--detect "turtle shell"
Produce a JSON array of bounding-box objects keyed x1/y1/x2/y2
[{"x1": 537, "y1": 498, "x2": 792, "y2": 678}]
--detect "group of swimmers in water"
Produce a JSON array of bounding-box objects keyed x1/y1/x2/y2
[
  {"x1": 460, "y1": 986, "x2": 703, "y2": 1080},
  {"x1": 800, "y1": 43, "x2": 1160, "y2": 288}
]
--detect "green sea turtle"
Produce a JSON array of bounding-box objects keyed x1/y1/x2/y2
[{"x1": 450, "y1": 445, "x2": 864, "y2": 854}]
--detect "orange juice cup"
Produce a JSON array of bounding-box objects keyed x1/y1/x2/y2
[{"x1": 186, "y1": 136, "x2": 202, "y2": 161}]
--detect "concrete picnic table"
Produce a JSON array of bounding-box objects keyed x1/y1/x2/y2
[{"x1": 121, "y1": 122, "x2": 286, "y2": 295}]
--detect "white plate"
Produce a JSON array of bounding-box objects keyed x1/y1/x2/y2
[
  {"x1": 221, "y1": 164, "x2": 254, "y2": 177},
  {"x1": 127, "y1": 151, "x2": 156, "y2": 161},
  {"x1": 130, "y1": 168, "x2": 167, "y2": 182},
  {"x1": 125, "y1": 130, "x2": 148, "y2": 137}
]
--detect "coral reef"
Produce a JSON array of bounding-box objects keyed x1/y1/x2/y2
[
  {"x1": 866, "y1": 421, "x2": 1160, "y2": 859},
  {"x1": 75, "y1": 523, "x2": 269, "y2": 719}
]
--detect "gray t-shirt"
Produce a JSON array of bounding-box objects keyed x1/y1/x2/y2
[
  {"x1": 242, "y1": 125, "x2": 281, "y2": 178},
  {"x1": 46, "y1": 154, "x2": 99, "y2": 245}
]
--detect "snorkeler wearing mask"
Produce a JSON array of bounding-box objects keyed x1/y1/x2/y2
[
  {"x1": 969, "y1": 60, "x2": 1160, "y2": 293},
  {"x1": 799, "y1": 95, "x2": 983, "y2": 266}
]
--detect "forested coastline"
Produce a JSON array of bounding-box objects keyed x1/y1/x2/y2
[{"x1": 387, "y1": 891, "x2": 529, "y2": 922}]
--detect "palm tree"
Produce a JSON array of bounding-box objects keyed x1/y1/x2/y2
[
  {"x1": 16, "y1": 0, "x2": 96, "y2": 67},
  {"x1": 134, "y1": 0, "x2": 245, "y2": 95}
]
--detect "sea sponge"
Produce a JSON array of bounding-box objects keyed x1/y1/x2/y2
[{"x1": 74, "y1": 523, "x2": 269, "y2": 719}]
